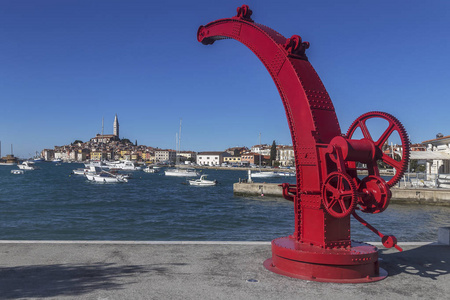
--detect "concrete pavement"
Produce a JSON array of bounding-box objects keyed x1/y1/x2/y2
[{"x1": 0, "y1": 241, "x2": 449, "y2": 299}]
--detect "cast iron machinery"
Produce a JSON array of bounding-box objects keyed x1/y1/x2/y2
[{"x1": 197, "y1": 5, "x2": 410, "y2": 283}]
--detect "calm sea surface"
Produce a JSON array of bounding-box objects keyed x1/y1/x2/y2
[{"x1": 0, "y1": 162, "x2": 448, "y2": 242}]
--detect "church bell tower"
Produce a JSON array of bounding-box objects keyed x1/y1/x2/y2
[{"x1": 113, "y1": 114, "x2": 119, "y2": 138}]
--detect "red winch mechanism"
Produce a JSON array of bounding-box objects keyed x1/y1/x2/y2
[{"x1": 198, "y1": 5, "x2": 410, "y2": 282}]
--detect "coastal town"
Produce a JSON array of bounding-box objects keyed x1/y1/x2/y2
[
  {"x1": 15, "y1": 115, "x2": 297, "y2": 168},
  {"x1": 2, "y1": 114, "x2": 450, "y2": 177}
]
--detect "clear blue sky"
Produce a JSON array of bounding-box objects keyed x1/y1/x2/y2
[{"x1": 1, "y1": 0, "x2": 449, "y2": 158}]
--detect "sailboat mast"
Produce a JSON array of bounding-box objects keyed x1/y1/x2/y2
[
  {"x1": 259, "y1": 132, "x2": 262, "y2": 170},
  {"x1": 179, "y1": 118, "x2": 182, "y2": 154}
]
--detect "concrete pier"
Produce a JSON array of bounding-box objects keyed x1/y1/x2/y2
[
  {"x1": 233, "y1": 182, "x2": 450, "y2": 205},
  {"x1": 0, "y1": 241, "x2": 449, "y2": 299}
]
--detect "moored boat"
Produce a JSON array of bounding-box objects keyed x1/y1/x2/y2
[
  {"x1": 250, "y1": 171, "x2": 280, "y2": 178},
  {"x1": 18, "y1": 161, "x2": 38, "y2": 170},
  {"x1": 86, "y1": 169, "x2": 128, "y2": 183},
  {"x1": 165, "y1": 167, "x2": 199, "y2": 177},
  {"x1": 11, "y1": 169, "x2": 24, "y2": 174},
  {"x1": 143, "y1": 166, "x2": 158, "y2": 173},
  {"x1": 188, "y1": 174, "x2": 217, "y2": 186}
]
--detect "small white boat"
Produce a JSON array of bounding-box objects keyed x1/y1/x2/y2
[
  {"x1": 52, "y1": 158, "x2": 62, "y2": 163},
  {"x1": 106, "y1": 160, "x2": 142, "y2": 171},
  {"x1": 165, "y1": 168, "x2": 199, "y2": 177},
  {"x1": 11, "y1": 169, "x2": 24, "y2": 174},
  {"x1": 143, "y1": 166, "x2": 158, "y2": 173},
  {"x1": 86, "y1": 170, "x2": 128, "y2": 183},
  {"x1": 72, "y1": 168, "x2": 90, "y2": 175},
  {"x1": 277, "y1": 171, "x2": 296, "y2": 177},
  {"x1": 250, "y1": 171, "x2": 280, "y2": 178},
  {"x1": 18, "y1": 161, "x2": 38, "y2": 170},
  {"x1": 188, "y1": 175, "x2": 217, "y2": 186},
  {"x1": 85, "y1": 160, "x2": 109, "y2": 169}
]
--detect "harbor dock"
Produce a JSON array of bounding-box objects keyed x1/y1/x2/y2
[
  {"x1": 0, "y1": 240, "x2": 449, "y2": 299},
  {"x1": 233, "y1": 182, "x2": 450, "y2": 205}
]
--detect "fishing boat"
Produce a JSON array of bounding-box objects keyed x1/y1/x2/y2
[
  {"x1": 0, "y1": 143, "x2": 18, "y2": 165},
  {"x1": 188, "y1": 174, "x2": 217, "y2": 186},
  {"x1": 18, "y1": 161, "x2": 38, "y2": 170}
]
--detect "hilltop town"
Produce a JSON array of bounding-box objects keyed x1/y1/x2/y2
[{"x1": 40, "y1": 115, "x2": 295, "y2": 167}]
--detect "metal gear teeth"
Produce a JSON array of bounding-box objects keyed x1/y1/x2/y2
[{"x1": 346, "y1": 111, "x2": 410, "y2": 188}]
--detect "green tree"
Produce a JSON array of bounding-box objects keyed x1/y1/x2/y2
[
  {"x1": 72, "y1": 140, "x2": 83, "y2": 144},
  {"x1": 270, "y1": 140, "x2": 277, "y2": 166}
]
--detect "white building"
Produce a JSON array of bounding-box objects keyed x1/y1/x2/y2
[
  {"x1": 277, "y1": 145, "x2": 295, "y2": 166},
  {"x1": 197, "y1": 152, "x2": 231, "y2": 166},
  {"x1": 251, "y1": 144, "x2": 271, "y2": 156},
  {"x1": 419, "y1": 134, "x2": 450, "y2": 175}
]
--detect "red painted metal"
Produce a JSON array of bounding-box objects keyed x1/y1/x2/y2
[{"x1": 198, "y1": 5, "x2": 409, "y2": 282}]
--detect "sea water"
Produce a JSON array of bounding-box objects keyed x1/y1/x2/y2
[{"x1": 0, "y1": 162, "x2": 448, "y2": 242}]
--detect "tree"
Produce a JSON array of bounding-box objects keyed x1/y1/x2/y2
[
  {"x1": 270, "y1": 140, "x2": 277, "y2": 166},
  {"x1": 72, "y1": 140, "x2": 83, "y2": 145}
]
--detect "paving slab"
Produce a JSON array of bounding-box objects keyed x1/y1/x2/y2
[{"x1": 0, "y1": 241, "x2": 448, "y2": 299}]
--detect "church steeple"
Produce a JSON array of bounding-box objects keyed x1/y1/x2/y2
[{"x1": 113, "y1": 114, "x2": 119, "y2": 138}]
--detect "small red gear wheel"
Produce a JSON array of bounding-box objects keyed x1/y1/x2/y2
[
  {"x1": 358, "y1": 175, "x2": 391, "y2": 213},
  {"x1": 322, "y1": 171, "x2": 357, "y2": 218},
  {"x1": 346, "y1": 111, "x2": 410, "y2": 187}
]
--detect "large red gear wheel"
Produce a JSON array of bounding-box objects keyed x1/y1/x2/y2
[
  {"x1": 322, "y1": 171, "x2": 357, "y2": 218},
  {"x1": 346, "y1": 111, "x2": 410, "y2": 187}
]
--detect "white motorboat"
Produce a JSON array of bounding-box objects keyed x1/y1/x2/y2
[
  {"x1": 143, "y1": 166, "x2": 158, "y2": 173},
  {"x1": 250, "y1": 171, "x2": 280, "y2": 178},
  {"x1": 106, "y1": 160, "x2": 142, "y2": 171},
  {"x1": 277, "y1": 171, "x2": 296, "y2": 177},
  {"x1": 86, "y1": 169, "x2": 128, "y2": 183},
  {"x1": 52, "y1": 158, "x2": 62, "y2": 163},
  {"x1": 165, "y1": 168, "x2": 199, "y2": 177},
  {"x1": 72, "y1": 168, "x2": 91, "y2": 175},
  {"x1": 18, "y1": 161, "x2": 38, "y2": 170},
  {"x1": 188, "y1": 175, "x2": 217, "y2": 186},
  {"x1": 11, "y1": 169, "x2": 24, "y2": 174}
]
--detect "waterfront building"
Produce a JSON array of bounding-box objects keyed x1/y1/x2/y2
[
  {"x1": 155, "y1": 149, "x2": 176, "y2": 163},
  {"x1": 277, "y1": 145, "x2": 294, "y2": 166},
  {"x1": 41, "y1": 149, "x2": 55, "y2": 161},
  {"x1": 419, "y1": 134, "x2": 450, "y2": 175},
  {"x1": 223, "y1": 156, "x2": 241, "y2": 165},
  {"x1": 197, "y1": 152, "x2": 231, "y2": 166},
  {"x1": 241, "y1": 152, "x2": 264, "y2": 166},
  {"x1": 251, "y1": 144, "x2": 271, "y2": 156},
  {"x1": 77, "y1": 149, "x2": 90, "y2": 162},
  {"x1": 178, "y1": 151, "x2": 197, "y2": 162}
]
